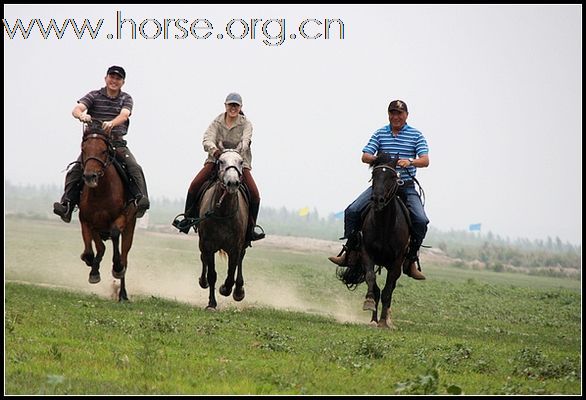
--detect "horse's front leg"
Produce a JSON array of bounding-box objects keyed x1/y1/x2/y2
[
  {"x1": 199, "y1": 249, "x2": 209, "y2": 289},
  {"x1": 219, "y1": 249, "x2": 238, "y2": 297},
  {"x1": 80, "y1": 222, "x2": 95, "y2": 267},
  {"x1": 88, "y1": 233, "x2": 106, "y2": 284},
  {"x1": 115, "y1": 223, "x2": 136, "y2": 302},
  {"x1": 370, "y1": 281, "x2": 380, "y2": 325},
  {"x1": 110, "y1": 227, "x2": 124, "y2": 279},
  {"x1": 200, "y1": 251, "x2": 217, "y2": 310},
  {"x1": 233, "y1": 247, "x2": 246, "y2": 302},
  {"x1": 362, "y1": 252, "x2": 377, "y2": 312},
  {"x1": 378, "y1": 264, "x2": 402, "y2": 329}
]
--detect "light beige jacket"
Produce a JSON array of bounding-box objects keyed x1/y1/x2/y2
[{"x1": 203, "y1": 113, "x2": 253, "y2": 169}]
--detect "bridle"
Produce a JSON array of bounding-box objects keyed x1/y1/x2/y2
[
  {"x1": 81, "y1": 132, "x2": 114, "y2": 178},
  {"x1": 371, "y1": 164, "x2": 404, "y2": 208},
  {"x1": 217, "y1": 149, "x2": 243, "y2": 184},
  {"x1": 214, "y1": 149, "x2": 244, "y2": 210}
]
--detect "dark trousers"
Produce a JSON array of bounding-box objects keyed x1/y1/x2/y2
[
  {"x1": 185, "y1": 163, "x2": 261, "y2": 225},
  {"x1": 60, "y1": 146, "x2": 148, "y2": 204},
  {"x1": 344, "y1": 184, "x2": 429, "y2": 255}
]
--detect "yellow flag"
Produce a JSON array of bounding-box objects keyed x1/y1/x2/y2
[{"x1": 298, "y1": 207, "x2": 310, "y2": 217}]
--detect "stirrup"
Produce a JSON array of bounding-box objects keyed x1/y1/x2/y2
[
  {"x1": 250, "y1": 225, "x2": 265, "y2": 240},
  {"x1": 336, "y1": 245, "x2": 348, "y2": 257},
  {"x1": 172, "y1": 213, "x2": 196, "y2": 233},
  {"x1": 403, "y1": 255, "x2": 421, "y2": 275},
  {"x1": 53, "y1": 201, "x2": 73, "y2": 223}
]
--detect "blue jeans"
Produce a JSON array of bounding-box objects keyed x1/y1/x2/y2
[{"x1": 344, "y1": 184, "x2": 429, "y2": 250}]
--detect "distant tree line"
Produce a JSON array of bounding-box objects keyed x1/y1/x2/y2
[{"x1": 6, "y1": 181, "x2": 581, "y2": 274}]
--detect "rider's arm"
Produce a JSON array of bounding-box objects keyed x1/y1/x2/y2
[
  {"x1": 361, "y1": 152, "x2": 376, "y2": 164},
  {"x1": 397, "y1": 154, "x2": 430, "y2": 169},
  {"x1": 241, "y1": 119, "x2": 252, "y2": 150},
  {"x1": 203, "y1": 121, "x2": 221, "y2": 158},
  {"x1": 102, "y1": 108, "x2": 130, "y2": 133},
  {"x1": 72, "y1": 103, "x2": 88, "y2": 120},
  {"x1": 109, "y1": 108, "x2": 131, "y2": 127}
]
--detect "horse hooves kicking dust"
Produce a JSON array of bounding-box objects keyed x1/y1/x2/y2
[{"x1": 88, "y1": 273, "x2": 101, "y2": 284}]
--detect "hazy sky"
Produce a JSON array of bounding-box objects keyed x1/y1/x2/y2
[{"x1": 4, "y1": 4, "x2": 582, "y2": 244}]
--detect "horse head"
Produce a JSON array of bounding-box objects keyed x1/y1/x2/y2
[
  {"x1": 81, "y1": 125, "x2": 113, "y2": 188},
  {"x1": 217, "y1": 149, "x2": 244, "y2": 194},
  {"x1": 370, "y1": 152, "x2": 401, "y2": 211}
]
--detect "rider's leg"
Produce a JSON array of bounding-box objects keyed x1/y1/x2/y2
[
  {"x1": 117, "y1": 147, "x2": 150, "y2": 218},
  {"x1": 328, "y1": 187, "x2": 372, "y2": 266},
  {"x1": 53, "y1": 155, "x2": 83, "y2": 223},
  {"x1": 173, "y1": 163, "x2": 214, "y2": 234},
  {"x1": 242, "y1": 168, "x2": 265, "y2": 242},
  {"x1": 401, "y1": 185, "x2": 429, "y2": 280}
]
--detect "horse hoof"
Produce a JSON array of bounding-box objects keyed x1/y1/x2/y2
[
  {"x1": 89, "y1": 273, "x2": 101, "y2": 284},
  {"x1": 205, "y1": 306, "x2": 217, "y2": 311},
  {"x1": 199, "y1": 277, "x2": 209, "y2": 289},
  {"x1": 81, "y1": 254, "x2": 94, "y2": 267},
  {"x1": 377, "y1": 321, "x2": 391, "y2": 329},
  {"x1": 363, "y1": 299, "x2": 376, "y2": 311},
  {"x1": 219, "y1": 284, "x2": 232, "y2": 297},
  {"x1": 233, "y1": 288, "x2": 245, "y2": 302},
  {"x1": 112, "y1": 267, "x2": 126, "y2": 279}
]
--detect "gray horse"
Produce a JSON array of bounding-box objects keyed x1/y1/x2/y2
[{"x1": 197, "y1": 149, "x2": 249, "y2": 310}]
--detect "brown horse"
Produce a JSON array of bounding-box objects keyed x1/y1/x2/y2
[
  {"x1": 78, "y1": 124, "x2": 138, "y2": 301},
  {"x1": 196, "y1": 149, "x2": 249, "y2": 310},
  {"x1": 337, "y1": 152, "x2": 411, "y2": 328}
]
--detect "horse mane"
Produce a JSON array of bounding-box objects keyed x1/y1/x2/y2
[{"x1": 370, "y1": 152, "x2": 398, "y2": 168}]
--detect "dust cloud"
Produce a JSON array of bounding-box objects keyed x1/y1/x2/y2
[{"x1": 6, "y1": 228, "x2": 369, "y2": 325}]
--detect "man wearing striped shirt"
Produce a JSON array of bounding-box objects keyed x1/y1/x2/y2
[
  {"x1": 328, "y1": 100, "x2": 429, "y2": 280},
  {"x1": 53, "y1": 66, "x2": 150, "y2": 222}
]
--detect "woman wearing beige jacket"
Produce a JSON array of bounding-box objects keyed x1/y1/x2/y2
[{"x1": 174, "y1": 92, "x2": 265, "y2": 243}]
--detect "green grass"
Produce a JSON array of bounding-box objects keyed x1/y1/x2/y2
[{"x1": 4, "y1": 217, "x2": 582, "y2": 394}]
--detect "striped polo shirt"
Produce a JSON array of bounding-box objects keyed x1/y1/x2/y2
[
  {"x1": 362, "y1": 123, "x2": 429, "y2": 181},
  {"x1": 78, "y1": 87, "x2": 133, "y2": 136}
]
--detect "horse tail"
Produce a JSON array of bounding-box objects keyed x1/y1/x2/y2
[{"x1": 336, "y1": 265, "x2": 365, "y2": 290}]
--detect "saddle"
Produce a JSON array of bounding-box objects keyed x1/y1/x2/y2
[
  {"x1": 193, "y1": 176, "x2": 251, "y2": 219},
  {"x1": 109, "y1": 154, "x2": 142, "y2": 206},
  {"x1": 172, "y1": 165, "x2": 251, "y2": 233}
]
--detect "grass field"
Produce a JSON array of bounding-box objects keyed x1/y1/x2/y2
[{"x1": 4, "y1": 217, "x2": 582, "y2": 394}]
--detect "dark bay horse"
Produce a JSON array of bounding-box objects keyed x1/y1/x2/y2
[
  {"x1": 78, "y1": 124, "x2": 138, "y2": 301},
  {"x1": 337, "y1": 153, "x2": 411, "y2": 328},
  {"x1": 197, "y1": 149, "x2": 249, "y2": 310}
]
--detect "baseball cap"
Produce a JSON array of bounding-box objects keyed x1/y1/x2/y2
[
  {"x1": 388, "y1": 100, "x2": 408, "y2": 113},
  {"x1": 225, "y1": 92, "x2": 243, "y2": 106},
  {"x1": 107, "y1": 66, "x2": 126, "y2": 79}
]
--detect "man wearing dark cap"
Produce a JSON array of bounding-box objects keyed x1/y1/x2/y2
[
  {"x1": 53, "y1": 65, "x2": 150, "y2": 222},
  {"x1": 328, "y1": 99, "x2": 430, "y2": 280}
]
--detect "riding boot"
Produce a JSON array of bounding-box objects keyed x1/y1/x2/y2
[
  {"x1": 119, "y1": 148, "x2": 150, "y2": 218},
  {"x1": 173, "y1": 191, "x2": 198, "y2": 234},
  {"x1": 53, "y1": 163, "x2": 82, "y2": 223},
  {"x1": 328, "y1": 231, "x2": 360, "y2": 266},
  {"x1": 130, "y1": 169, "x2": 150, "y2": 218},
  {"x1": 404, "y1": 240, "x2": 426, "y2": 280},
  {"x1": 247, "y1": 200, "x2": 265, "y2": 242}
]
